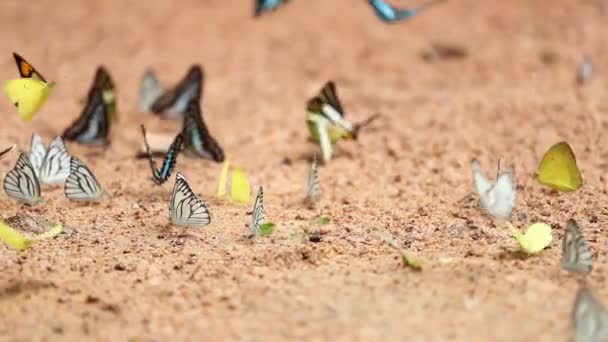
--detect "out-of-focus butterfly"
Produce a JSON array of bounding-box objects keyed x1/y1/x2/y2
[
  {"x1": 250, "y1": 186, "x2": 265, "y2": 236},
  {"x1": 169, "y1": 172, "x2": 211, "y2": 227},
  {"x1": 577, "y1": 55, "x2": 593, "y2": 85},
  {"x1": 255, "y1": 0, "x2": 289, "y2": 17},
  {"x1": 572, "y1": 287, "x2": 608, "y2": 342},
  {"x1": 537, "y1": 141, "x2": 582, "y2": 192},
  {"x1": 141, "y1": 125, "x2": 183, "y2": 185},
  {"x1": 63, "y1": 68, "x2": 112, "y2": 146},
  {"x1": 368, "y1": 0, "x2": 445, "y2": 23},
  {"x1": 562, "y1": 219, "x2": 593, "y2": 274},
  {"x1": 471, "y1": 159, "x2": 516, "y2": 220},
  {"x1": 139, "y1": 69, "x2": 165, "y2": 113},
  {"x1": 141, "y1": 65, "x2": 203, "y2": 119},
  {"x1": 3, "y1": 52, "x2": 55, "y2": 121},
  {"x1": 305, "y1": 155, "x2": 320, "y2": 202},
  {"x1": 64, "y1": 156, "x2": 103, "y2": 201},
  {"x1": 182, "y1": 100, "x2": 224, "y2": 162},
  {"x1": 29, "y1": 133, "x2": 46, "y2": 177},
  {"x1": 306, "y1": 81, "x2": 379, "y2": 163},
  {"x1": 39, "y1": 136, "x2": 72, "y2": 186},
  {"x1": 3, "y1": 152, "x2": 42, "y2": 206}
]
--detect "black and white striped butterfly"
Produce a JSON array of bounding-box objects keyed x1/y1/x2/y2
[
  {"x1": 64, "y1": 156, "x2": 103, "y2": 201},
  {"x1": 141, "y1": 125, "x2": 183, "y2": 185},
  {"x1": 39, "y1": 136, "x2": 72, "y2": 186},
  {"x1": 182, "y1": 100, "x2": 224, "y2": 162},
  {"x1": 250, "y1": 186, "x2": 265, "y2": 236},
  {"x1": 29, "y1": 133, "x2": 46, "y2": 177},
  {"x1": 169, "y1": 172, "x2": 211, "y2": 227},
  {"x1": 144, "y1": 65, "x2": 203, "y2": 119},
  {"x1": 573, "y1": 287, "x2": 608, "y2": 342},
  {"x1": 562, "y1": 219, "x2": 593, "y2": 274},
  {"x1": 63, "y1": 67, "x2": 112, "y2": 146},
  {"x1": 3, "y1": 152, "x2": 42, "y2": 206},
  {"x1": 306, "y1": 155, "x2": 320, "y2": 202}
]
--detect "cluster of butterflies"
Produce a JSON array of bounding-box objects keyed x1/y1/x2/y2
[{"x1": 255, "y1": 0, "x2": 446, "y2": 23}]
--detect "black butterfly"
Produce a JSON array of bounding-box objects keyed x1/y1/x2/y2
[
  {"x1": 141, "y1": 125, "x2": 183, "y2": 185},
  {"x1": 150, "y1": 65, "x2": 203, "y2": 118},
  {"x1": 63, "y1": 67, "x2": 112, "y2": 146},
  {"x1": 182, "y1": 100, "x2": 224, "y2": 162}
]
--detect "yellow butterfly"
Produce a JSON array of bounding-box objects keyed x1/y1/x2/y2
[
  {"x1": 216, "y1": 160, "x2": 252, "y2": 204},
  {"x1": 537, "y1": 141, "x2": 583, "y2": 192},
  {"x1": 509, "y1": 222, "x2": 552, "y2": 254},
  {"x1": 3, "y1": 53, "x2": 54, "y2": 122}
]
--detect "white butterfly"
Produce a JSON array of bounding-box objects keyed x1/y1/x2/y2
[
  {"x1": 306, "y1": 155, "x2": 320, "y2": 202},
  {"x1": 573, "y1": 287, "x2": 608, "y2": 342},
  {"x1": 139, "y1": 69, "x2": 164, "y2": 112},
  {"x1": 39, "y1": 136, "x2": 72, "y2": 186},
  {"x1": 250, "y1": 186, "x2": 265, "y2": 236},
  {"x1": 29, "y1": 133, "x2": 46, "y2": 177},
  {"x1": 562, "y1": 219, "x2": 593, "y2": 274},
  {"x1": 64, "y1": 156, "x2": 103, "y2": 201},
  {"x1": 169, "y1": 172, "x2": 211, "y2": 227},
  {"x1": 471, "y1": 159, "x2": 516, "y2": 220},
  {"x1": 3, "y1": 152, "x2": 42, "y2": 206}
]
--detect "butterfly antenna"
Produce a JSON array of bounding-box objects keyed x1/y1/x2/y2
[{"x1": 352, "y1": 113, "x2": 381, "y2": 140}]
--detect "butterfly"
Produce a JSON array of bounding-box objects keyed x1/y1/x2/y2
[
  {"x1": 306, "y1": 155, "x2": 320, "y2": 202},
  {"x1": 64, "y1": 156, "x2": 103, "y2": 201},
  {"x1": 141, "y1": 125, "x2": 183, "y2": 185},
  {"x1": 3, "y1": 52, "x2": 55, "y2": 122},
  {"x1": 250, "y1": 186, "x2": 265, "y2": 236},
  {"x1": 63, "y1": 69, "x2": 111, "y2": 146},
  {"x1": 139, "y1": 69, "x2": 165, "y2": 113},
  {"x1": 537, "y1": 141, "x2": 583, "y2": 192},
  {"x1": 255, "y1": 0, "x2": 290, "y2": 16},
  {"x1": 562, "y1": 219, "x2": 593, "y2": 274},
  {"x1": 182, "y1": 100, "x2": 224, "y2": 162},
  {"x1": 471, "y1": 159, "x2": 516, "y2": 220},
  {"x1": 169, "y1": 172, "x2": 211, "y2": 227},
  {"x1": 29, "y1": 133, "x2": 46, "y2": 177},
  {"x1": 3, "y1": 152, "x2": 42, "y2": 206},
  {"x1": 368, "y1": 0, "x2": 445, "y2": 23},
  {"x1": 572, "y1": 287, "x2": 608, "y2": 342},
  {"x1": 39, "y1": 136, "x2": 72, "y2": 186},
  {"x1": 577, "y1": 55, "x2": 593, "y2": 85},
  {"x1": 147, "y1": 65, "x2": 203, "y2": 119},
  {"x1": 510, "y1": 222, "x2": 552, "y2": 254}
]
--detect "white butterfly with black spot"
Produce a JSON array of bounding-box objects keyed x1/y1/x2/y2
[
  {"x1": 250, "y1": 186, "x2": 265, "y2": 236},
  {"x1": 39, "y1": 136, "x2": 72, "y2": 186},
  {"x1": 64, "y1": 156, "x2": 103, "y2": 201},
  {"x1": 169, "y1": 172, "x2": 211, "y2": 227},
  {"x1": 3, "y1": 152, "x2": 42, "y2": 206}
]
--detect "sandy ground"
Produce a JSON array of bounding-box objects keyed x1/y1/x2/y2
[{"x1": 0, "y1": 0, "x2": 607, "y2": 340}]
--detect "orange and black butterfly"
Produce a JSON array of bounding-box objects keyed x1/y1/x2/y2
[
  {"x1": 142, "y1": 65, "x2": 203, "y2": 119},
  {"x1": 13, "y1": 52, "x2": 48, "y2": 82}
]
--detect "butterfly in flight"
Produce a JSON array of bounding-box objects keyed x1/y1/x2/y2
[
  {"x1": 3, "y1": 152, "x2": 42, "y2": 206},
  {"x1": 368, "y1": 0, "x2": 445, "y2": 23},
  {"x1": 471, "y1": 159, "x2": 516, "y2": 220},
  {"x1": 64, "y1": 156, "x2": 104, "y2": 201},
  {"x1": 182, "y1": 100, "x2": 224, "y2": 162},
  {"x1": 572, "y1": 287, "x2": 608, "y2": 342},
  {"x1": 3, "y1": 52, "x2": 55, "y2": 121},
  {"x1": 39, "y1": 136, "x2": 72, "y2": 186},
  {"x1": 255, "y1": 0, "x2": 290, "y2": 17},
  {"x1": 250, "y1": 186, "x2": 265, "y2": 237},
  {"x1": 141, "y1": 125, "x2": 183, "y2": 185},
  {"x1": 142, "y1": 65, "x2": 203, "y2": 119},
  {"x1": 63, "y1": 67, "x2": 112, "y2": 146},
  {"x1": 169, "y1": 172, "x2": 211, "y2": 227},
  {"x1": 561, "y1": 219, "x2": 593, "y2": 274}
]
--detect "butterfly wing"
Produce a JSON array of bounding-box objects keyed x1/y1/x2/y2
[
  {"x1": 13, "y1": 52, "x2": 47, "y2": 82},
  {"x1": 182, "y1": 101, "x2": 224, "y2": 162},
  {"x1": 471, "y1": 159, "x2": 492, "y2": 195},
  {"x1": 170, "y1": 172, "x2": 211, "y2": 227},
  {"x1": 63, "y1": 84, "x2": 110, "y2": 146},
  {"x1": 478, "y1": 165, "x2": 516, "y2": 220},
  {"x1": 254, "y1": 0, "x2": 288, "y2": 16},
  {"x1": 139, "y1": 69, "x2": 164, "y2": 112},
  {"x1": 64, "y1": 156, "x2": 103, "y2": 201},
  {"x1": 3, "y1": 153, "x2": 42, "y2": 206},
  {"x1": 141, "y1": 125, "x2": 183, "y2": 185},
  {"x1": 151, "y1": 65, "x2": 203, "y2": 118},
  {"x1": 250, "y1": 186, "x2": 265, "y2": 236},
  {"x1": 3, "y1": 78, "x2": 53, "y2": 122},
  {"x1": 39, "y1": 136, "x2": 71, "y2": 185},
  {"x1": 573, "y1": 288, "x2": 608, "y2": 342},
  {"x1": 29, "y1": 133, "x2": 46, "y2": 177},
  {"x1": 537, "y1": 141, "x2": 583, "y2": 192},
  {"x1": 319, "y1": 81, "x2": 344, "y2": 116},
  {"x1": 87, "y1": 66, "x2": 116, "y2": 122},
  {"x1": 369, "y1": 0, "x2": 398, "y2": 21},
  {"x1": 562, "y1": 219, "x2": 593, "y2": 273},
  {"x1": 231, "y1": 167, "x2": 251, "y2": 204}
]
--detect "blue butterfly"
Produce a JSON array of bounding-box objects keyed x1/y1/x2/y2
[
  {"x1": 141, "y1": 125, "x2": 183, "y2": 185},
  {"x1": 255, "y1": 0, "x2": 289, "y2": 17},
  {"x1": 368, "y1": 0, "x2": 444, "y2": 23}
]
